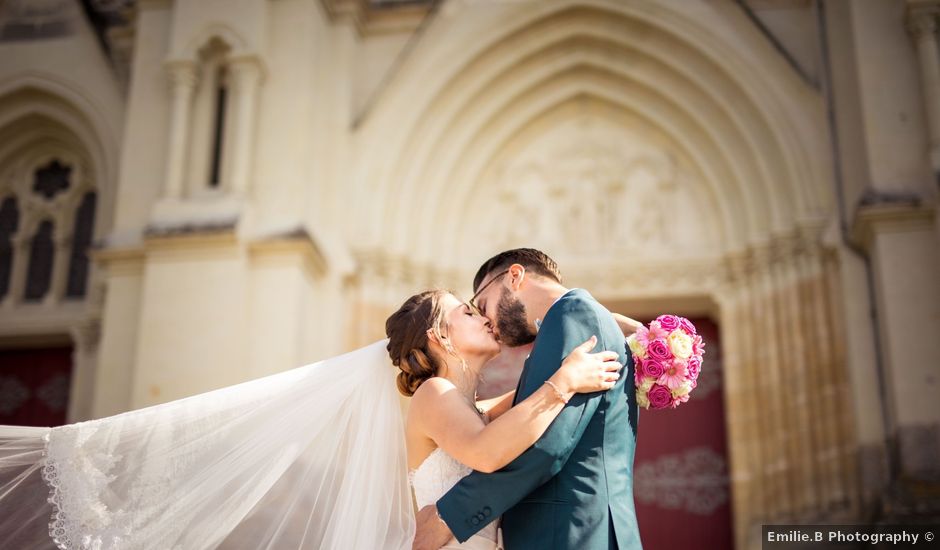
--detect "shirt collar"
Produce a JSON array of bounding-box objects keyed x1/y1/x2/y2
[{"x1": 534, "y1": 288, "x2": 579, "y2": 331}]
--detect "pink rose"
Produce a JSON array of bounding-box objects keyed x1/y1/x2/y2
[
  {"x1": 679, "y1": 317, "x2": 696, "y2": 335},
  {"x1": 692, "y1": 334, "x2": 705, "y2": 356},
  {"x1": 656, "y1": 315, "x2": 680, "y2": 332},
  {"x1": 643, "y1": 358, "x2": 666, "y2": 379},
  {"x1": 648, "y1": 384, "x2": 674, "y2": 409},
  {"x1": 634, "y1": 357, "x2": 646, "y2": 384},
  {"x1": 687, "y1": 356, "x2": 701, "y2": 380},
  {"x1": 647, "y1": 339, "x2": 672, "y2": 362}
]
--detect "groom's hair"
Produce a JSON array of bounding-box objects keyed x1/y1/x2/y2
[{"x1": 473, "y1": 248, "x2": 562, "y2": 292}]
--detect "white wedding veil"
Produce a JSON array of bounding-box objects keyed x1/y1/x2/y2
[{"x1": 0, "y1": 339, "x2": 415, "y2": 549}]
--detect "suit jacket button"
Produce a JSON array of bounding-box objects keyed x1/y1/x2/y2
[
  {"x1": 471, "y1": 517, "x2": 480, "y2": 526},
  {"x1": 483, "y1": 507, "x2": 491, "y2": 516}
]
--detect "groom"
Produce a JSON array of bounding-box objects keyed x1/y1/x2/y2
[{"x1": 413, "y1": 248, "x2": 642, "y2": 550}]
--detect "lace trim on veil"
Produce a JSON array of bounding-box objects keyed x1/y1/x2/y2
[{"x1": 41, "y1": 424, "x2": 137, "y2": 550}]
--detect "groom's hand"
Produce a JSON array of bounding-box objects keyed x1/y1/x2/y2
[{"x1": 413, "y1": 504, "x2": 453, "y2": 550}]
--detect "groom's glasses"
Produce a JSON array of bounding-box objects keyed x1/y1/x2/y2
[{"x1": 468, "y1": 269, "x2": 510, "y2": 316}]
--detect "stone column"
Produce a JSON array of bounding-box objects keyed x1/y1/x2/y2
[
  {"x1": 752, "y1": 244, "x2": 794, "y2": 519},
  {"x1": 776, "y1": 234, "x2": 819, "y2": 516},
  {"x1": 796, "y1": 232, "x2": 837, "y2": 512},
  {"x1": 68, "y1": 318, "x2": 101, "y2": 422},
  {"x1": 740, "y1": 254, "x2": 768, "y2": 521},
  {"x1": 163, "y1": 59, "x2": 197, "y2": 199},
  {"x1": 226, "y1": 56, "x2": 264, "y2": 196},
  {"x1": 720, "y1": 254, "x2": 760, "y2": 549},
  {"x1": 3, "y1": 234, "x2": 28, "y2": 307},
  {"x1": 908, "y1": 7, "x2": 940, "y2": 171},
  {"x1": 46, "y1": 233, "x2": 71, "y2": 304},
  {"x1": 770, "y1": 236, "x2": 813, "y2": 517}
]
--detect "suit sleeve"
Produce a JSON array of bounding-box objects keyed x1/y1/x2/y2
[{"x1": 436, "y1": 300, "x2": 613, "y2": 542}]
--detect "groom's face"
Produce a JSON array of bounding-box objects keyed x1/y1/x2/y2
[
  {"x1": 473, "y1": 271, "x2": 537, "y2": 347},
  {"x1": 493, "y1": 286, "x2": 537, "y2": 347}
]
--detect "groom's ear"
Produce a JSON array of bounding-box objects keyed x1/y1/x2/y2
[{"x1": 508, "y1": 264, "x2": 526, "y2": 291}]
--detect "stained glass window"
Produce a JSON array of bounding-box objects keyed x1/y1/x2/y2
[
  {"x1": 24, "y1": 220, "x2": 54, "y2": 301},
  {"x1": 66, "y1": 192, "x2": 96, "y2": 298}
]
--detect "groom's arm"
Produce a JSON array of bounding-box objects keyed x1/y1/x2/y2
[{"x1": 434, "y1": 299, "x2": 617, "y2": 543}]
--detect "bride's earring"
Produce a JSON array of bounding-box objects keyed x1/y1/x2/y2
[
  {"x1": 442, "y1": 337, "x2": 471, "y2": 383},
  {"x1": 448, "y1": 343, "x2": 467, "y2": 372}
]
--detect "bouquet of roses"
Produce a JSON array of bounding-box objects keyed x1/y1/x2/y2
[{"x1": 626, "y1": 314, "x2": 704, "y2": 409}]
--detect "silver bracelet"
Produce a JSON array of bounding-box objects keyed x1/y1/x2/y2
[{"x1": 543, "y1": 380, "x2": 570, "y2": 404}]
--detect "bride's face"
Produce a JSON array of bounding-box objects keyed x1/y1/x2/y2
[{"x1": 438, "y1": 293, "x2": 500, "y2": 360}]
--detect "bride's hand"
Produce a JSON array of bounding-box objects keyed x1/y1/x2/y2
[
  {"x1": 549, "y1": 335, "x2": 622, "y2": 397},
  {"x1": 613, "y1": 312, "x2": 643, "y2": 336}
]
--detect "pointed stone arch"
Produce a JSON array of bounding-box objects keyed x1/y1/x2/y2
[
  {"x1": 350, "y1": 0, "x2": 832, "y2": 265},
  {"x1": 0, "y1": 75, "x2": 118, "y2": 198},
  {"x1": 0, "y1": 82, "x2": 114, "y2": 247},
  {"x1": 176, "y1": 22, "x2": 252, "y2": 62}
]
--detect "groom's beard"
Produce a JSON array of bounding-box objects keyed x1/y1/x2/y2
[{"x1": 495, "y1": 287, "x2": 537, "y2": 347}]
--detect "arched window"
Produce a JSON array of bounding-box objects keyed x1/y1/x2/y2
[
  {"x1": 25, "y1": 157, "x2": 76, "y2": 302},
  {"x1": 0, "y1": 153, "x2": 97, "y2": 305},
  {"x1": 25, "y1": 220, "x2": 54, "y2": 302},
  {"x1": 187, "y1": 37, "x2": 233, "y2": 192},
  {"x1": 66, "y1": 191, "x2": 96, "y2": 298},
  {"x1": 209, "y1": 66, "x2": 229, "y2": 188},
  {"x1": 0, "y1": 196, "x2": 18, "y2": 300},
  {"x1": 163, "y1": 32, "x2": 262, "y2": 200}
]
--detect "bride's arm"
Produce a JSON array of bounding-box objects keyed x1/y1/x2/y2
[
  {"x1": 476, "y1": 391, "x2": 515, "y2": 420},
  {"x1": 477, "y1": 314, "x2": 637, "y2": 422},
  {"x1": 613, "y1": 312, "x2": 643, "y2": 336},
  {"x1": 411, "y1": 337, "x2": 620, "y2": 473}
]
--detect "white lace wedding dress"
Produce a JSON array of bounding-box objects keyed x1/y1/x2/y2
[{"x1": 410, "y1": 447, "x2": 501, "y2": 550}]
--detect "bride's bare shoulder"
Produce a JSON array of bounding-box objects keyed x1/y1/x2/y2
[{"x1": 410, "y1": 377, "x2": 458, "y2": 409}]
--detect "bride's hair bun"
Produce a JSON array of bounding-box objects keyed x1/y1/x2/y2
[{"x1": 385, "y1": 290, "x2": 450, "y2": 397}]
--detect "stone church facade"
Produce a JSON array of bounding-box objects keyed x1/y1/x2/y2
[{"x1": 0, "y1": 0, "x2": 938, "y2": 547}]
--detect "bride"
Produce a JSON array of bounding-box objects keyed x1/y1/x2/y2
[
  {"x1": 386, "y1": 290, "x2": 624, "y2": 550},
  {"x1": 0, "y1": 290, "x2": 636, "y2": 550}
]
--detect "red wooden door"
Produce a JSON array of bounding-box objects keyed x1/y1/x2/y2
[
  {"x1": 634, "y1": 317, "x2": 734, "y2": 549},
  {"x1": 0, "y1": 346, "x2": 73, "y2": 427}
]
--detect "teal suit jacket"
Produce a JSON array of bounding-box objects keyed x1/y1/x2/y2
[{"x1": 437, "y1": 289, "x2": 642, "y2": 549}]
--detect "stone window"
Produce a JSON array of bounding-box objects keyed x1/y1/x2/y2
[
  {"x1": 186, "y1": 38, "x2": 234, "y2": 193},
  {"x1": 0, "y1": 154, "x2": 97, "y2": 305}
]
